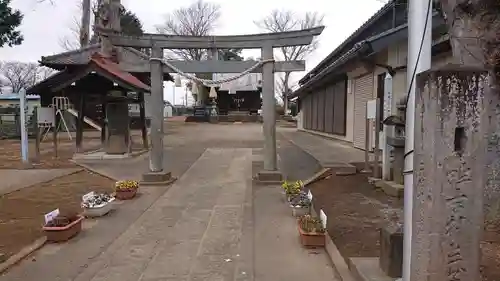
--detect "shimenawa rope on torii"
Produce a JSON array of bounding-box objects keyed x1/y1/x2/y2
[{"x1": 149, "y1": 57, "x2": 274, "y2": 91}]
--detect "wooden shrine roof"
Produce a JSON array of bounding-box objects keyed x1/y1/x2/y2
[
  {"x1": 39, "y1": 44, "x2": 172, "y2": 81},
  {"x1": 28, "y1": 53, "x2": 150, "y2": 94}
]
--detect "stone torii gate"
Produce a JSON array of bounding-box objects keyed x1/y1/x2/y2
[{"x1": 99, "y1": 6, "x2": 323, "y2": 183}]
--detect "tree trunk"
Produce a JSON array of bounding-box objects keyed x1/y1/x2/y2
[
  {"x1": 439, "y1": 0, "x2": 499, "y2": 67},
  {"x1": 80, "y1": 0, "x2": 91, "y2": 47},
  {"x1": 282, "y1": 72, "x2": 291, "y2": 116}
]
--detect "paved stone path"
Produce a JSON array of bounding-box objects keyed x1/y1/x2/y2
[
  {"x1": 1, "y1": 123, "x2": 341, "y2": 281},
  {"x1": 71, "y1": 148, "x2": 253, "y2": 281}
]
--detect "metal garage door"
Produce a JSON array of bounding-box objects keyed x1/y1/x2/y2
[{"x1": 353, "y1": 74, "x2": 374, "y2": 149}]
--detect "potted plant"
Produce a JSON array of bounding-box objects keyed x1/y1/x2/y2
[
  {"x1": 115, "y1": 180, "x2": 139, "y2": 200},
  {"x1": 289, "y1": 191, "x2": 311, "y2": 217},
  {"x1": 82, "y1": 193, "x2": 115, "y2": 217},
  {"x1": 43, "y1": 210, "x2": 84, "y2": 243},
  {"x1": 297, "y1": 215, "x2": 326, "y2": 247},
  {"x1": 281, "y1": 180, "x2": 303, "y2": 203}
]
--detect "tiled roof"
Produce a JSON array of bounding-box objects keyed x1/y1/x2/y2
[
  {"x1": 291, "y1": 42, "x2": 369, "y2": 98},
  {"x1": 40, "y1": 44, "x2": 101, "y2": 66},
  {"x1": 0, "y1": 94, "x2": 40, "y2": 100},
  {"x1": 28, "y1": 53, "x2": 150, "y2": 94},
  {"x1": 26, "y1": 70, "x2": 77, "y2": 94},
  {"x1": 40, "y1": 44, "x2": 150, "y2": 69},
  {"x1": 40, "y1": 45, "x2": 173, "y2": 82},
  {"x1": 299, "y1": 0, "x2": 396, "y2": 85},
  {"x1": 90, "y1": 53, "x2": 150, "y2": 92}
]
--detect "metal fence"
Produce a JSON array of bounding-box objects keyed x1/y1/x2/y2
[{"x1": 0, "y1": 107, "x2": 35, "y2": 139}]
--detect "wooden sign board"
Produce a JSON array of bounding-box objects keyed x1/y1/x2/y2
[
  {"x1": 366, "y1": 99, "x2": 377, "y2": 120},
  {"x1": 37, "y1": 107, "x2": 55, "y2": 126},
  {"x1": 319, "y1": 209, "x2": 327, "y2": 229},
  {"x1": 44, "y1": 208, "x2": 60, "y2": 224}
]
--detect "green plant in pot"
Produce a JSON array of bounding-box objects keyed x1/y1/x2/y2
[
  {"x1": 299, "y1": 215, "x2": 325, "y2": 233},
  {"x1": 281, "y1": 180, "x2": 303, "y2": 202},
  {"x1": 289, "y1": 191, "x2": 312, "y2": 217},
  {"x1": 43, "y1": 209, "x2": 84, "y2": 243},
  {"x1": 297, "y1": 214, "x2": 326, "y2": 247}
]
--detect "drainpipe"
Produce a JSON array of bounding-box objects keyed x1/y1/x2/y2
[{"x1": 402, "y1": 0, "x2": 432, "y2": 281}]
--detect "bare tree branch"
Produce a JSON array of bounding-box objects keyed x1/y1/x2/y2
[
  {"x1": 255, "y1": 10, "x2": 324, "y2": 102},
  {"x1": 58, "y1": 0, "x2": 97, "y2": 50},
  {"x1": 0, "y1": 62, "x2": 56, "y2": 93},
  {"x1": 155, "y1": 0, "x2": 221, "y2": 60}
]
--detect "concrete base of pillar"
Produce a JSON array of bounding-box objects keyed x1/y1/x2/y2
[
  {"x1": 73, "y1": 150, "x2": 148, "y2": 160},
  {"x1": 141, "y1": 171, "x2": 176, "y2": 186},
  {"x1": 254, "y1": 170, "x2": 283, "y2": 185},
  {"x1": 209, "y1": 116, "x2": 219, "y2": 123},
  {"x1": 360, "y1": 169, "x2": 373, "y2": 174}
]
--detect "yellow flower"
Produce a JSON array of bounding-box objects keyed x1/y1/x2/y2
[{"x1": 115, "y1": 180, "x2": 139, "y2": 190}]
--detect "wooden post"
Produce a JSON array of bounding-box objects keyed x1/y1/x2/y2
[
  {"x1": 382, "y1": 73, "x2": 393, "y2": 180},
  {"x1": 52, "y1": 106, "x2": 58, "y2": 158},
  {"x1": 365, "y1": 119, "x2": 371, "y2": 170},
  {"x1": 76, "y1": 93, "x2": 85, "y2": 153},
  {"x1": 33, "y1": 106, "x2": 40, "y2": 162},
  {"x1": 410, "y1": 66, "x2": 487, "y2": 281},
  {"x1": 373, "y1": 98, "x2": 381, "y2": 178},
  {"x1": 124, "y1": 92, "x2": 130, "y2": 152},
  {"x1": 362, "y1": 116, "x2": 371, "y2": 173},
  {"x1": 14, "y1": 111, "x2": 20, "y2": 136},
  {"x1": 100, "y1": 94, "x2": 107, "y2": 144},
  {"x1": 139, "y1": 92, "x2": 149, "y2": 149}
]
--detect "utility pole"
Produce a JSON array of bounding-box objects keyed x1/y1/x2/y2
[{"x1": 402, "y1": 1, "x2": 432, "y2": 281}]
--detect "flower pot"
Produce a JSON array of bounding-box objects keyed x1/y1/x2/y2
[
  {"x1": 297, "y1": 221, "x2": 325, "y2": 247},
  {"x1": 83, "y1": 198, "x2": 114, "y2": 217},
  {"x1": 115, "y1": 188, "x2": 137, "y2": 200},
  {"x1": 283, "y1": 193, "x2": 297, "y2": 204},
  {"x1": 43, "y1": 215, "x2": 84, "y2": 243},
  {"x1": 291, "y1": 205, "x2": 311, "y2": 217}
]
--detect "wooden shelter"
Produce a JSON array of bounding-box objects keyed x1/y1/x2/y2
[{"x1": 29, "y1": 46, "x2": 173, "y2": 154}]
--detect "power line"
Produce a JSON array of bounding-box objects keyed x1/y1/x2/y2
[
  {"x1": 405, "y1": 0, "x2": 432, "y2": 107},
  {"x1": 402, "y1": 0, "x2": 433, "y2": 169}
]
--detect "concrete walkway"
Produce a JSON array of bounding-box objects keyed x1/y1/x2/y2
[
  {"x1": 279, "y1": 128, "x2": 366, "y2": 166},
  {"x1": 1, "y1": 146, "x2": 339, "y2": 281},
  {"x1": 1, "y1": 123, "x2": 341, "y2": 281},
  {"x1": 72, "y1": 148, "x2": 252, "y2": 281}
]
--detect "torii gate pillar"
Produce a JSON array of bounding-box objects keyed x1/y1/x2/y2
[
  {"x1": 141, "y1": 46, "x2": 175, "y2": 185},
  {"x1": 256, "y1": 44, "x2": 283, "y2": 183}
]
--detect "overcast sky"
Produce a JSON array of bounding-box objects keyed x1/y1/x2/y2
[{"x1": 0, "y1": 0, "x2": 385, "y2": 104}]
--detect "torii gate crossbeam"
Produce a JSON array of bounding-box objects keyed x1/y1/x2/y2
[{"x1": 99, "y1": 2, "x2": 324, "y2": 183}]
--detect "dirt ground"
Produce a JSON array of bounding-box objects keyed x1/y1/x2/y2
[
  {"x1": 309, "y1": 174, "x2": 403, "y2": 258},
  {"x1": 0, "y1": 131, "x2": 147, "y2": 169},
  {"x1": 0, "y1": 170, "x2": 114, "y2": 260},
  {"x1": 309, "y1": 173, "x2": 500, "y2": 281}
]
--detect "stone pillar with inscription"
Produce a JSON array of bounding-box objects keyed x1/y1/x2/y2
[{"x1": 410, "y1": 65, "x2": 492, "y2": 281}]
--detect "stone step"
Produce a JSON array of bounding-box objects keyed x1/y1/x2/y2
[{"x1": 372, "y1": 179, "x2": 404, "y2": 198}]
